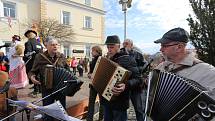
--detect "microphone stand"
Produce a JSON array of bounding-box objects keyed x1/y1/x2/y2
[
  {"x1": 0, "y1": 86, "x2": 67, "y2": 121},
  {"x1": 144, "y1": 72, "x2": 153, "y2": 121}
]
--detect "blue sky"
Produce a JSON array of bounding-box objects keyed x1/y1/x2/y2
[{"x1": 104, "y1": 0, "x2": 194, "y2": 54}]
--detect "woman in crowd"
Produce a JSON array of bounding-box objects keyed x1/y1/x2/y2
[
  {"x1": 87, "y1": 45, "x2": 104, "y2": 121},
  {"x1": 8, "y1": 35, "x2": 28, "y2": 89}
]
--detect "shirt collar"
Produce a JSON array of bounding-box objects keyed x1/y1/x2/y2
[
  {"x1": 177, "y1": 51, "x2": 195, "y2": 66},
  {"x1": 163, "y1": 51, "x2": 195, "y2": 67}
]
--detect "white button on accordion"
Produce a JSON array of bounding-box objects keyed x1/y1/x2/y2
[
  {"x1": 91, "y1": 56, "x2": 131, "y2": 101},
  {"x1": 145, "y1": 69, "x2": 215, "y2": 121}
]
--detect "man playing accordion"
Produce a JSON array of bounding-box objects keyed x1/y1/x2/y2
[
  {"x1": 28, "y1": 36, "x2": 70, "y2": 121},
  {"x1": 153, "y1": 27, "x2": 215, "y2": 121},
  {"x1": 101, "y1": 35, "x2": 143, "y2": 121}
]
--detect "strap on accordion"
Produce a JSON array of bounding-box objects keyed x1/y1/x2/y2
[{"x1": 40, "y1": 53, "x2": 59, "y2": 66}]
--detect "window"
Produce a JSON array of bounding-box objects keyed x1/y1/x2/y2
[
  {"x1": 84, "y1": 16, "x2": 92, "y2": 29},
  {"x1": 85, "y1": 44, "x2": 91, "y2": 57},
  {"x1": 64, "y1": 47, "x2": 70, "y2": 57},
  {"x1": 85, "y1": 0, "x2": 91, "y2": 6},
  {"x1": 62, "y1": 11, "x2": 70, "y2": 25},
  {"x1": 3, "y1": 2, "x2": 16, "y2": 18}
]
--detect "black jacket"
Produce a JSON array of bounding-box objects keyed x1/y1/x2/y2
[
  {"x1": 89, "y1": 55, "x2": 100, "y2": 74},
  {"x1": 101, "y1": 49, "x2": 142, "y2": 110},
  {"x1": 121, "y1": 48, "x2": 146, "y2": 73},
  {"x1": 23, "y1": 38, "x2": 43, "y2": 73}
]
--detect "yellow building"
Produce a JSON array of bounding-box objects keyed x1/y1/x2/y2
[{"x1": 0, "y1": 0, "x2": 105, "y2": 58}]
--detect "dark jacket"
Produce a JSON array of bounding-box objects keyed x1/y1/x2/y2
[
  {"x1": 121, "y1": 48, "x2": 146, "y2": 73},
  {"x1": 23, "y1": 38, "x2": 43, "y2": 73},
  {"x1": 101, "y1": 49, "x2": 142, "y2": 110},
  {"x1": 89, "y1": 55, "x2": 100, "y2": 89},
  {"x1": 89, "y1": 55, "x2": 100, "y2": 74}
]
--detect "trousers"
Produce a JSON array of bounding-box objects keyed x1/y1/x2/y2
[{"x1": 130, "y1": 89, "x2": 147, "y2": 121}]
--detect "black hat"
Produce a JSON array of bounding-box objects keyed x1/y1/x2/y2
[
  {"x1": 24, "y1": 30, "x2": 37, "y2": 37},
  {"x1": 105, "y1": 35, "x2": 121, "y2": 45},
  {"x1": 154, "y1": 27, "x2": 189, "y2": 44}
]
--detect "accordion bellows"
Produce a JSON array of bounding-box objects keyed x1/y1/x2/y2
[
  {"x1": 91, "y1": 56, "x2": 130, "y2": 101},
  {"x1": 147, "y1": 70, "x2": 215, "y2": 121},
  {"x1": 44, "y1": 66, "x2": 83, "y2": 97}
]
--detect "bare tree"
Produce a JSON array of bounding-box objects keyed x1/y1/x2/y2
[
  {"x1": 39, "y1": 19, "x2": 75, "y2": 41},
  {"x1": 24, "y1": 18, "x2": 75, "y2": 42}
]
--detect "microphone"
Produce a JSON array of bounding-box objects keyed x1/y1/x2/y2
[
  {"x1": 64, "y1": 80, "x2": 81, "y2": 84},
  {"x1": 0, "y1": 81, "x2": 11, "y2": 94},
  {"x1": 25, "y1": 51, "x2": 36, "y2": 57},
  {"x1": 142, "y1": 52, "x2": 161, "y2": 71}
]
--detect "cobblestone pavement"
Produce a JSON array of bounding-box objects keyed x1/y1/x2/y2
[{"x1": 6, "y1": 73, "x2": 137, "y2": 121}]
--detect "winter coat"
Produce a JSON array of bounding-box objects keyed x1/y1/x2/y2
[{"x1": 101, "y1": 49, "x2": 142, "y2": 110}]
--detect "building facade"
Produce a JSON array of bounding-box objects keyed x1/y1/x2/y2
[{"x1": 0, "y1": 0, "x2": 105, "y2": 58}]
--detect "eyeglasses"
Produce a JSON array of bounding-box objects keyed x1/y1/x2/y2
[{"x1": 161, "y1": 43, "x2": 179, "y2": 48}]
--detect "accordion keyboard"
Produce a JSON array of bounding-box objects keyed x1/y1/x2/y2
[
  {"x1": 102, "y1": 66, "x2": 127, "y2": 101},
  {"x1": 91, "y1": 56, "x2": 130, "y2": 101}
]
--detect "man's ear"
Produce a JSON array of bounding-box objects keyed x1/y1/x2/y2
[{"x1": 176, "y1": 43, "x2": 185, "y2": 52}]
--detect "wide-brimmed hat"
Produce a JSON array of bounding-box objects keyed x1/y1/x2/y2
[
  {"x1": 105, "y1": 35, "x2": 121, "y2": 45},
  {"x1": 154, "y1": 27, "x2": 189, "y2": 44},
  {"x1": 24, "y1": 30, "x2": 37, "y2": 37},
  {"x1": 12, "y1": 35, "x2": 21, "y2": 41}
]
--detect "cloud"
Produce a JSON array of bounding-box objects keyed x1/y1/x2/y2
[
  {"x1": 104, "y1": 0, "x2": 195, "y2": 54},
  {"x1": 134, "y1": 41, "x2": 160, "y2": 54},
  {"x1": 105, "y1": 0, "x2": 194, "y2": 31},
  {"x1": 136, "y1": 0, "x2": 194, "y2": 31}
]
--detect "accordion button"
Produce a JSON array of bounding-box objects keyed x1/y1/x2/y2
[
  {"x1": 208, "y1": 104, "x2": 215, "y2": 113},
  {"x1": 198, "y1": 101, "x2": 207, "y2": 110},
  {"x1": 201, "y1": 110, "x2": 211, "y2": 118}
]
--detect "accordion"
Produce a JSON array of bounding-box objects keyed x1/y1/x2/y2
[
  {"x1": 91, "y1": 56, "x2": 130, "y2": 101},
  {"x1": 44, "y1": 65, "x2": 83, "y2": 97},
  {"x1": 146, "y1": 69, "x2": 215, "y2": 121}
]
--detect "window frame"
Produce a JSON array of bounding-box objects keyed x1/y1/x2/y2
[
  {"x1": 63, "y1": 46, "x2": 70, "y2": 57},
  {"x1": 84, "y1": 16, "x2": 92, "y2": 29},
  {"x1": 85, "y1": 0, "x2": 91, "y2": 6},
  {"x1": 3, "y1": 1, "x2": 16, "y2": 18},
  {"x1": 61, "y1": 11, "x2": 71, "y2": 25}
]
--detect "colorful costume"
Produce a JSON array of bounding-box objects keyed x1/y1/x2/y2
[{"x1": 8, "y1": 41, "x2": 28, "y2": 89}]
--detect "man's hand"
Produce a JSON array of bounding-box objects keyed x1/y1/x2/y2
[
  {"x1": 30, "y1": 75, "x2": 41, "y2": 85},
  {"x1": 112, "y1": 83, "x2": 125, "y2": 96}
]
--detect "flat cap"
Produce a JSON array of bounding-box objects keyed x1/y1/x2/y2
[{"x1": 154, "y1": 27, "x2": 189, "y2": 44}]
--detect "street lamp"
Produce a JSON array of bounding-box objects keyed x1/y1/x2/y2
[{"x1": 119, "y1": 0, "x2": 132, "y2": 40}]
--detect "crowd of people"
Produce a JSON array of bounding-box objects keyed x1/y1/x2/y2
[{"x1": 0, "y1": 27, "x2": 214, "y2": 121}]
